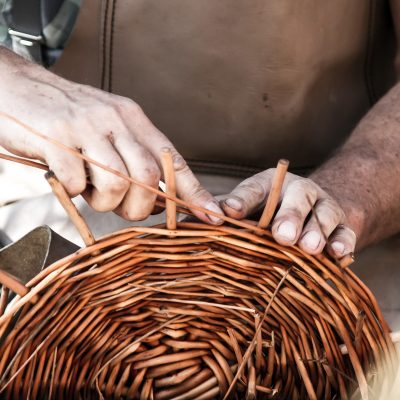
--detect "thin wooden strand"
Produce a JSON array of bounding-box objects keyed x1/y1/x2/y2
[
  {"x1": 0, "y1": 112, "x2": 268, "y2": 234},
  {"x1": 161, "y1": 147, "x2": 177, "y2": 230},
  {"x1": 258, "y1": 159, "x2": 289, "y2": 228},
  {"x1": 0, "y1": 153, "x2": 48, "y2": 171},
  {"x1": 45, "y1": 171, "x2": 95, "y2": 246},
  {"x1": 223, "y1": 268, "x2": 291, "y2": 399}
]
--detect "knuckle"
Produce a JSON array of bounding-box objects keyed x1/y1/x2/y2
[
  {"x1": 64, "y1": 176, "x2": 86, "y2": 196},
  {"x1": 135, "y1": 153, "x2": 161, "y2": 187},
  {"x1": 115, "y1": 98, "x2": 143, "y2": 117},
  {"x1": 316, "y1": 198, "x2": 344, "y2": 224},
  {"x1": 259, "y1": 168, "x2": 275, "y2": 179},
  {"x1": 174, "y1": 166, "x2": 208, "y2": 201},
  {"x1": 86, "y1": 102, "x2": 113, "y2": 116},
  {"x1": 113, "y1": 177, "x2": 130, "y2": 193},
  {"x1": 121, "y1": 207, "x2": 151, "y2": 222},
  {"x1": 239, "y1": 178, "x2": 267, "y2": 202},
  {"x1": 187, "y1": 181, "x2": 208, "y2": 201},
  {"x1": 89, "y1": 190, "x2": 125, "y2": 212},
  {"x1": 276, "y1": 206, "x2": 303, "y2": 222},
  {"x1": 321, "y1": 196, "x2": 339, "y2": 210},
  {"x1": 144, "y1": 166, "x2": 161, "y2": 187},
  {"x1": 339, "y1": 209, "x2": 347, "y2": 223},
  {"x1": 289, "y1": 178, "x2": 317, "y2": 197},
  {"x1": 250, "y1": 180, "x2": 267, "y2": 200},
  {"x1": 301, "y1": 177, "x2": 316, "y2": 187},
  {"x1": 171, "y1": 152, "x2": 188, "y2": 173},
  {"x1": 253, "y1": 169, "x2": 274, "y2": 186},
  {"x1": 52, "y1": 119, "x2": 71, "y2": 133},
  {"x1": 103, "y1": 176, "x2": 129, "y2": 195}
]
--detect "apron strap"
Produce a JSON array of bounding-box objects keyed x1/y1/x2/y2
[{"x1": 3, "y1": 0, "x2": 44, "y2": 64}]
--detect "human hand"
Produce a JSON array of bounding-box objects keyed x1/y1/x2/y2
[
  {"x1": 220, "y1": 169, "x2": 356, "y2": 257},
  {"x1": 0, "y1": 49, "x2": 223, "y2": 223}
]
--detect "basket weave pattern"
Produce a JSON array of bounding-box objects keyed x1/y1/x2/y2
[
  {"x1": 0, "y1": 221, "x2": 396, "y2": 399},
  {"x1": 0, "y1": 133, "x2": 396, "y2": 399}
]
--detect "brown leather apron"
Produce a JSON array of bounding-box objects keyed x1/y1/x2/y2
[
  {"x1": 52, "y1": 0, "x2": 396, "y2": 177},
  {"x1": 39, "y1": 1, "x2": 400, "y2": 333}
]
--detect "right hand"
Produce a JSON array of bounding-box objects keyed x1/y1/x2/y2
[
  {"x1": 0, "y1": 49, "x2": 223, "y2": 223},
  {"x1": 220, "y1": 169, "x2": 356, "y2": 257}
]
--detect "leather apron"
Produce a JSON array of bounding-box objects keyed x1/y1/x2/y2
[
  {"x1": 52, "y1": 0, "x2": 396, "y2": 177},
  {"x1": 1, "y1": 0, "x2": 396, "y2": 331}
]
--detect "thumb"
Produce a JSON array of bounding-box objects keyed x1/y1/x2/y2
[
  {"x1": 220, "y1": 171, "x2": 273, "y2": 219},
  {"x1": 167, "y1": 151, "x2": 224, "y2": 224}
]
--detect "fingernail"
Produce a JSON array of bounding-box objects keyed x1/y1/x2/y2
[
  {"x1": 277, "y1": 221, "x2": 297, "y2": 241},
  {"x1": 331, "y1": 241, "x2": 345, "y2": 256},
  {"x1": 205, "y1": 202, "x2": 223, "y2": 224},
  {"x1": 224, "y1": 198, "x2": 243, "y2": 211},
  {"x1": 301, "y1": 231, "x2": 321, "y2": 250}
]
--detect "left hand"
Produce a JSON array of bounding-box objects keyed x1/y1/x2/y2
[{"x1": 219, "y1": 169, "x2": 356, "y2": 257}]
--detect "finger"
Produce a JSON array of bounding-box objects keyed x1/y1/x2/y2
[
  {"x1": 220, "y1": 171, "x2": 272, "y2": 219},
  {"x1": 327, "y1": 225, "x2": 357, "y2": 259},
  {"x1": 82, "y1": 138, "x2": 129, "y2": 212},
  {"x1": 271, "y1": 179, "x2": 318, "y2": 246},
  {"x1": 298, "y1": 198, "x2": 344, "y2": 254},
  {"x1": 169, "y1": 153, "x2": 223, "y2": 224},
  {"x1": 113, "y1": 135, "x2": 160, "y2": 221},
  {"x1": 128, "y1": 113, "x2": 223, "y2": 224},
  {"x1": 45, "y1": 149, "x2": 86, "y2": 197}
]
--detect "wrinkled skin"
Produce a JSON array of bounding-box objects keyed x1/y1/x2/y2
[
  {"x1": 219, "y1": 172, "x2": 356, "y2": 257},
  {"x1": 2, "y1": 22, "x2": 400, "y2": 258},
  {"x1": 0, "y1": 48, "x2": 223, "y2": 224}
]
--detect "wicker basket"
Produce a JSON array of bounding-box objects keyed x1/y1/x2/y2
[{"x1": 0, "y1": 149, "x2": 397, "y2": 399}]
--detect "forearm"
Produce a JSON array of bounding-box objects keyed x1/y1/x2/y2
[
  {"x1": 311, "y1": 82, "x2": 400, "y2": 249},
  {"x1": 0, "y1": 45, "x2": 44, "y2": 79},
  {"x1": 0, "y1": 47, "x2": 67, "y2": 158}
]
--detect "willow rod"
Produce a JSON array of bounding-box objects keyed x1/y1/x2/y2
[
  {"x1": 45, "y1": 171, "x2": 95, "y2": 246},
  {"x1": 160, "y1": 147, "x2": 177, "y2": 230},
  {"x1": 258, "y1": 159, "x2": 289, "y2": 229},
  {"x1": 0, "y1": 111, "x2": 269, "y2": 235}
]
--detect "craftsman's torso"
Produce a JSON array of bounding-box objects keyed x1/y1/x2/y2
[{"x1": 53, "y1": 0, "x2": 395, "y2": 176}]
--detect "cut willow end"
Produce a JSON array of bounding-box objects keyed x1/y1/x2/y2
[
  {"x1": 0, "y1": 270, "x2": 37, "y2": 303},
  {"x1": 339, "y1": 252, "x2": 355, "y2": 269},
  {"x1": 0, "y1": 222, "x2": 395, "y2": 399},
  {"x1": 258, "y1": 159, "x2": 289, "y2": 229},
  {"x1": 0, "y1": 286, "x2": 8, "y2": 316},
  {"x1": 45, "y1": 171, "x2": 95, "y2": 247},
  {"x1": 161, "y1": 148, "x2": 177, "y2": 231}
]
